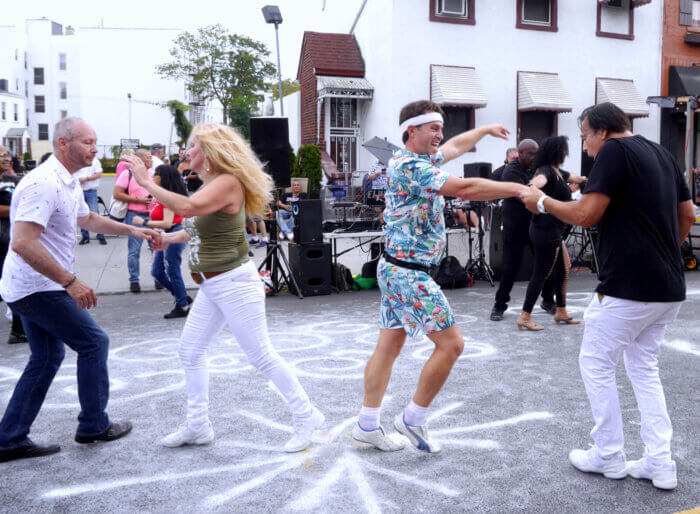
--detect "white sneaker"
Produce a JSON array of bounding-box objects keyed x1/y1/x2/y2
[
  {"x1": 626, "y1": 457, "x2": 677, "y2": 490},
  {"x1": 161, "y1": 422, "x2": 215, "y2": 448},
  {"x1": 393, "y1": 413, "x2": 441, "y2": 454},
  {"x1": 285, "y1": 407, "x2": 325, "y2": 453},
  {"x1": 568, "y1": 446, "x2": 626, "y2": 479},
  {"x1": 352, "y1": 423, "x2": 405, "y2": 451}
]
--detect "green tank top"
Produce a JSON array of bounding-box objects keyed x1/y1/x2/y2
[{"x1": 183, "y1": 201, "x2": 250, "y2": 273}]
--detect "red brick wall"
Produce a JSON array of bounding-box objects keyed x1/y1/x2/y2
[
  {"x1": 661, "y1": 0, "x2": 700, "y2": 95},
  {"x1": 299, "y1": 53, "x2": 326, "y2": 150}
]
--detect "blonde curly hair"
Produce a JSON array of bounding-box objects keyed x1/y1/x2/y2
[{"x1": 190, "y1": 124, "x2": 274, "y2": 219}]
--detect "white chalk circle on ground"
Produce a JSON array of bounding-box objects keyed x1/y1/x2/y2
[
  {"x1": 110, "y1": 339, "x2": 180, "y2": 363},
  {"x1": 290, "y1": 350, "x2": 371, "y2": 379}
]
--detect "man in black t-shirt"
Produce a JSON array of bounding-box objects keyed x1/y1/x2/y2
[
  {"x1": 491, "y1": 139, "x2": 556, "y2": 320},
  {"x1": 0, "y1": 145, "x2": 27, "y2": 344},
  {"x1": 276, "y1": 179, "x2": 307, "y2": 240},
  {"x1": 491, "y1": 147, "x2": 518, "y2": 182},
  {"x1": 522, "y1": 103, "x2": 696, "y2": 490}
]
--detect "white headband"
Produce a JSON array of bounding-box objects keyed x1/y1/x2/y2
[{"x1": 399, "y1": 112, "x2": 444, "y2": 134}]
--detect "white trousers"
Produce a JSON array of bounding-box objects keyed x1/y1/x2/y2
[
  {"x1": 178, "y1": 260, "x2": 312, "y2": 429},
  {"x1": 580, "y1": 294, "x2": 681, "y2": 463}
]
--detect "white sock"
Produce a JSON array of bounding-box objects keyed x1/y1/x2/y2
[
  {"x1": 403, "y1": 401, "x2": 429, "y2": 427},
  {"x1": 358, "y1": 406, "x2": 381, "y2": 431}
]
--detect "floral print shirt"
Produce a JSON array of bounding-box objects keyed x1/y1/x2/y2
[{"x1": 383, "y1": 148, "x2": 451, "y2": 267}]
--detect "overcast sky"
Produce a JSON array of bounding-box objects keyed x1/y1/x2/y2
[{"x1": 8, "y1": 0, "x2": 365, "y2": 81}]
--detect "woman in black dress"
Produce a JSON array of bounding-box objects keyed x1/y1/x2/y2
[{"x1": 517, "y1": 136, "x2": 585, "y2": 331}]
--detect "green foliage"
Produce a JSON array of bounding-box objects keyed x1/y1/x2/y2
[
  {"x1": 165, "y1": 100, "x2": 192, "y2": 146},
  {"x1": 110, "y1": 145, "x2": 121, "y2": 160},
  {"x1": 297, "y1": 144, "x2": 322, "y2": 199},
  {"x1": 271, "y1": 79, "x2": 300, "y2": 100},
  {"x1": 100, "y1": 158, "x2": 117, "y2": 173},
  {"x1": 157, "y1": 24, "x2": 276, "y2": 125},
  {"x1": 22, "y1": 152, "x2": 31, "y2": 163},
  {"x1": 288, "y1": 145, "x2": 298, "y2": 175},
  {"x1": 228, "y1": 97, "x2": 257, "y2": 140}
]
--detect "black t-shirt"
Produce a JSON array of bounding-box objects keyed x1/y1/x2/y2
[
  {"x1": 0, "y1": 174, "x2": 20, "y2": 239},
  {"x1": 531, "y1": 166, "x2": 572, "y2": 238},
  {"x1": 585, "y1": 135, "x2": 691, "y2": 302},
  {"x1": 282, "y1": 192, "x2": 307, "y2": 205},
  {"x1": 491, "y1": 164, "x2": 506, "y2": 182},
  {"x1": 501, "y1": 158, "x2": 534, "y2": 235}
]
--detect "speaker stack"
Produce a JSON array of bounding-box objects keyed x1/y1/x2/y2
[
  {"x1": 249, "y1": 117, "x2": 291, "y2": 188},
  {"x1": 288, "y1": 201, "x2": 332, "y2": 296}
]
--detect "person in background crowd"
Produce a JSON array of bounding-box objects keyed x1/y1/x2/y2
[
  {"x1": 115, "y1": 148, "x2": 135, "y2": 179},
  {"x1": 10, "y1": 154, "x2": 21, "y2": 175},
  {"x1": 39, "y1": 153, "x2": 52, "y2": 165},
  {"x1": 353, "y1": 100, "x2": 529, "y2": 454},
  {"x1": 276, "y1": 179, "x2": 307, "y2": 240},
  {"x1": 0, "y1": 145, "x2": 27, "y2": 345},
  {"x1": 490, "y1": 139, "x2": 557, "y2": 321},
  {"x1": 132, "y1": 165, "x2": 192, "y2": 319},
  {"x1": 125, "y1": 123, "x2": 324, "y2": 452},
  {"x1": 491, "y1": 147, "x2": 518, "y2": 182},
  {"x1": 693, "y1": 166, "x2": 700, "y2": 205},
  {"x1": 172, "y1": 148, "x2": 187, "y2": 170},
  {"x1": 180, "y1": 159, "x2": 203, "y2": 194},
  {"x1": 113, "y1": 149, "x2": 154, "y2": 293},
  {"x1": 0, "y1": 118, "x2": 160, "y2": 463},
  {"x1": 150, "y1": 143, "x2": 165, "y2": 171},
  {"x1": 521, "y1": 102, "x2": 695, "y2": 489},
  {"x1": 75, "y1": 156, "x2": 106, "y2": 245},
  {"x1": 247, "y1": 216, "x2": 268, "y2": 247},
  {"x1": 517, "y1": 136, "x2": 584, "y2": 331}
]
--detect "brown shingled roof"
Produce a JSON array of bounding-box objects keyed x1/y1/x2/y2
[{"x1": 296, "y1": 31, "x2": 365, "y2": 81}]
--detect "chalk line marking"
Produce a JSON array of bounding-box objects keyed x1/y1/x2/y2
[
  {"x1": 432, "y1": 411, "x2": 553, "y2": 436},
  {"x1": 437, "y1": 438, "x2": 501, "y2": 450},
  {"x1": 238, "y1": 409, "x2": 293, "y2": 433},
  {"x1": 427, "y1": 401, "x2": 463, "y2": 423},
  {"x1": 663, "y1": 339, "x2": 700, "y2": 357}
]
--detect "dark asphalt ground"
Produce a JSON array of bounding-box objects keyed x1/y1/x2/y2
[{"x1": 0, "y1": 271, "x2": 698, "y2": 513}]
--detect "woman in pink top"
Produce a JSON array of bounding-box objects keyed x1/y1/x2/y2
[
  {"x1": 112, "y1": 149, "x2": 154, "y2": 292},
  {"x1": 115, "y1": 148, "x2": 135, "y2": 179}
]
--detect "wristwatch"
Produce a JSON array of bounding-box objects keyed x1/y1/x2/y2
[{"x1": 537, "y1": 194, "x2": 549, "y2": 214}]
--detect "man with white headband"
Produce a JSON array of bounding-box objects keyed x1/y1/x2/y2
[{"x1": 352, "y1": 100, "x2": 530, "y2": 453}]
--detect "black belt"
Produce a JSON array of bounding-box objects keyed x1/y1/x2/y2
[{"x1": 382, "y1": 253, "x2": 438, "y2": 278}]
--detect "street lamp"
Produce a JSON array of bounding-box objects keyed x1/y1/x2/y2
[
  {"x1": 127, "y1": 93, "x2": 132, "y2": 138},
  {"x1": 262, "y1": 5, "x2": 284, "y2": 116}
]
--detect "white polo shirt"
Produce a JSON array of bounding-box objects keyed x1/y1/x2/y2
[
  {"x1": 150, "y1": 155, "x2": 164, "y2": 173},
  {"x1": 73, "y1": 157, "x2": 103, "y2": 191},
  {"x1": 0, "y1": 155, "x2": 89, "y2": 303}
]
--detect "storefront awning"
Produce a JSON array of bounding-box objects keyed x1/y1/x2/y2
[
  {"x1": 317, "y1": 76, "x2": 373, "y2": 100},
  {"x1": 598, "y1": 0, "x2": 651, "y2": 7},
  {"x1": 668, "y1": 66, "x2": 700, "y2": 97},
  {"x1": 430, "y1": 65, "x2": 487, "y2": 107},
  {"x1": 596, "y1": 78, "x2": 649, "y2": 117},
  {"x1": 517, "y1": 71, "x2": 572, "y2": 112},
  {"x1": 4, "y1": 128, "x2": 28, "y2": 138}
]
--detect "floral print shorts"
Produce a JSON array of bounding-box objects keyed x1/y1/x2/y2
[{"x1": 377, "y1": 259, "x2": 455, "y2": 338}]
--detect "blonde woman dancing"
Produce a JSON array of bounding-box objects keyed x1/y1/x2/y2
[{"x1": 125, "y1": 124, "x2": 323, "y2": 452}]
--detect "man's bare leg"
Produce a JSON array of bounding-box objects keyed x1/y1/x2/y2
[
  {"x1": 413, "y1": 324, "x2": 464, "y2": 407},
  {"x1": 362, "y1": 328, "x2": 407, "y2": 407}
]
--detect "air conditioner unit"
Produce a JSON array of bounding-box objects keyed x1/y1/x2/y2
[
  {"x1": 438, "y1": 0, "x2": 466, "y2": 16},
  {"x1": 0, "y1": 79, "x2": 7, "y2": 92},
  {"x1": 605, "y1": 0, "x2": 624, "y2": 8}
]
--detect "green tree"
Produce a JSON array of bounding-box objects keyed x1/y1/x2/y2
[
  {"x1": 297, "y1": 144, "x2": 322, "y2": 199},
  {"x1": 165, "y1": 100, "x2": 192, "y2": 146},
  {"x1": 271, "y1": 79, "x2": 300, "y2": 100},
  {"x1": 156, "y1": 24, "x2": 276, "y2": 125},
  {"x1": 228, "y1": 97, "x2": 258, "y2": 140}
]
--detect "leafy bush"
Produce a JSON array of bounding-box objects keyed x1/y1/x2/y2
[
  {"x1": 100, "y1": 158, "x2": 117, "y2": 173},
  {"x1": 297, "y1": 144, "x2": 322, "y2": 199}
]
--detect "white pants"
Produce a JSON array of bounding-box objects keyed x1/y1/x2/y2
[
  {"x1": 580, "y1": 294, "x2": 681, "y2": 463},
  {"x1": 178, "y1": 260, "x2": 312, "y2": 429}
]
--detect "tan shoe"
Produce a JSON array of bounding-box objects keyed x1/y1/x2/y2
[
  {"x1": 554, "y1": 314, "x2": 581, "y2": 325},
  {"x1": 517, "y1": 316, "x2": 544, "y2": 331}
]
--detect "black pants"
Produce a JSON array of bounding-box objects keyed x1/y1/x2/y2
[
  {"x1": 523, "y1": 235, "x2": 567, "y2": 314},
  {"x1": 494, "y1": 229, "x2": 554, "y2": 311}
]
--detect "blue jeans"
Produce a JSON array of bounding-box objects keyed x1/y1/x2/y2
[
  {"x1": 151, "y1": 225, "x2": 188, "y2": 307},
  {"x1": 0, "y1": 291, "x2": 111, "y2": 448},
  {"x1": 125, "y1": 210, "x2": 149, "y2": 283},
  {"x1": 80, "y1": 189, "x2": 105, "y2": 240},
  {"x1": 277, "y1": 210, "x2": 294, "y2": 236}
]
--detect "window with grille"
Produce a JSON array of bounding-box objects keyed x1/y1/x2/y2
[
  {"x1": 33, "y1": 67, "x2": 44, "y2": 85},
  {"x1": 38, "y1": 124, "x2": 49, "y2": 141},
  {"x1": 59, "y1": 82, "x2": 67, "y2": 100},
  {"x1": 430, "y1": 0, "x2": 474, "y2": 24},
  {"x1": 59, "y1": 53, "x2": 67, "y2": 71},
  {"x1": 35, "y1": 96, "x2": 45, "y2": 113}
]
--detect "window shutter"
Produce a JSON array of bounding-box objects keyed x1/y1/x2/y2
[{"x1": 680, "y1": 0, "x2": 692, "y2": 26}]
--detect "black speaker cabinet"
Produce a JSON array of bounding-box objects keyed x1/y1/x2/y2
[
  {"x1": 464, "y1": 162, "x2": 492, "y2": 179},
  {"x1": 292, "y1": 199, "x2": 323, "y2": 244},
  {"x1": 250, "y1": 117, "x2": 291, "y2": 188},
  {"x1": 489, "y1": 205, "x2": 534, "y2": 282},
  {"x1": 288, "y1": 242, "x2": 332, "y2": 296}
]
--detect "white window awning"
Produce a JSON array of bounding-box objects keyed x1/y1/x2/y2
[
  {"x1": 430, "y1": 65, "x2": 487, "y2": 107},
  {"x1": 5, "y1": 128, "x2": 28, "y2": 138},
  {"x1": 317, "y1": 76, "x2": 373, "y2": 100},
  {"x1": 518, "y1": 71, "x2": 572, "y2": 112},
  {"x1": 596, "y1": 78, "x2": 650, "y2": 118}
]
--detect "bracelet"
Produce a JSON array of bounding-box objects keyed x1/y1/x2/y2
[
  {"x1": 62, "y1": 275, "x2": 77, "y2": 289},
  {"x1": 537, "y1": 194, "x2": 549, "y2": 214}
]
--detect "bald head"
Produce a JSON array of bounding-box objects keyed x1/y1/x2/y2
[
  {"x1": 53, "y1": 118, "x2": 92, "y2": 148},
  {"x1": 135, "y1": 149, "x2": 153, "y2": 168},
  {"x1": 518, "y1": 139, "x2": 538, "y2": 170}
]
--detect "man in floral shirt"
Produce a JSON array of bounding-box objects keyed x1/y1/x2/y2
[{"x1": 353, "y1": 100, "x2": 529, "y2": 454}]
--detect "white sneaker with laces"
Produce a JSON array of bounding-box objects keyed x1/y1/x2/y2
[
  {"x1": 626, "y1": 457, "x2": 677, "y2": 490},
  {"x1": 393, "y1": 413, "x2": 441, "y2": 454},
  {"x1": 568, "y1": 446, "x2": 627, "y2": 479},
  {"x1": 351, "y1": 423, "x2": 405, "y2": 451},
  {"x1": 161, "y1": 422, "x2": 215, "y2": 448},
  {"x1": 285, "y1": 407, "x2": 325, "y2": 453}
]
